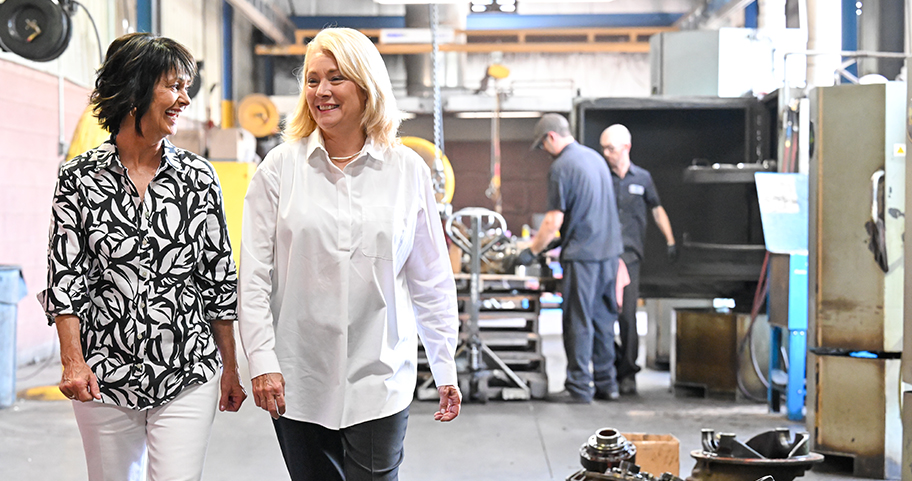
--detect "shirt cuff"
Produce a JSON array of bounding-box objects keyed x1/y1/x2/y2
[
  {"x1": 246, "y1": 349, "x2": 283, "y2": 379},
  {"x1": 36, "y1": 287, "x2": 79, "y2": 326},
  {"x1": 428, "y1": 361, "x2": 458, "y2": 387}
]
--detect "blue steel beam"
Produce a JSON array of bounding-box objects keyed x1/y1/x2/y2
[
  {"x1": 744, "y1": 1, "x2": 759, "y2": 28},
  {"x1": 842, "y1": 0, "x2": 859, "y2": 79},
  {"x1": 136, "y1": 0, "x2": 152, "y2": 33},
  {"x1": 222, "y1": 1, "x2": 234, "y2": 128}
]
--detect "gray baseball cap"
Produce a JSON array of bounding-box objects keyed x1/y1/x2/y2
[{"x1": 530, "y1": 113, "x2": 570, "y2": 151}]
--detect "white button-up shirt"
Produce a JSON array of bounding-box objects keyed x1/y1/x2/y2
[{"x1": 239, "y1": 132, "x2": 459, "y2": 429}]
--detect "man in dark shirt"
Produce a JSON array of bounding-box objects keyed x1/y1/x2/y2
[
  {"x1": 516, "y1": 114, "x2": 624, "y2": 403},
  {"x1": 600, "y1": 124, "x2": 677, "y2": 395}
]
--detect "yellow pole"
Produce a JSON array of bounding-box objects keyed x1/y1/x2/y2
[{"x1": 222, "y1": 100, "x2": 235, "y2": 128}]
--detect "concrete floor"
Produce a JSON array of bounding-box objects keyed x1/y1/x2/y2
[{"x1": 2, "y1": 323, "x2": 864, "y2": 480}]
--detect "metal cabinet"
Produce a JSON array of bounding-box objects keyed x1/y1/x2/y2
[
  {"x1": 575, "y1": 96, "x2": 768, "y2": 303},
  {"x1": 807, "y1": 82, "x2": 906, "y2": 479}
]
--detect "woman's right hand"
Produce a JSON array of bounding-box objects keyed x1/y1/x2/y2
[
  {"x1": 252, "y1": 372, "x2": 286, "y2": 419},
  {"x1": 59, "y1": 361, "x2": 101, "y2": 402}
]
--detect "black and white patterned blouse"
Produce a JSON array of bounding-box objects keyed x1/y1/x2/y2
[{"x1": 37, "y1": 138, "x2": 238, "y2": 410}]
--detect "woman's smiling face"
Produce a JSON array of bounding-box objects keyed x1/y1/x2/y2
[
  {"x1": 304, "y1": 50, "x2": 366, "y2": 137},
  {"x1": 140, "y1": 70, "x2": 191, "y2": 140}
]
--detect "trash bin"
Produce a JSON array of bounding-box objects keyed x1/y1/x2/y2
[{"x1": 0, "y1": 265, "x2": 27, "y2": 408}]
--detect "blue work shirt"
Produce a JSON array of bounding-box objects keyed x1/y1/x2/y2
[
  {"x1": 546, "y1": 142, "x2": 623, "y2": 261},
  {"x1": 612, "y1": 162, "x2": 662, "y2": 263}
]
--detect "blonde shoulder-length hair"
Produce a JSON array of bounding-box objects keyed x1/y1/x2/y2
[{"x1": 283, "y1": 27, "x2": 401, "y2": 149}]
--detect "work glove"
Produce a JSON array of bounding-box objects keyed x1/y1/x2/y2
[
  {"x1": 516, "y1": 247, "x2": 537, "y2": 266},
  {"x1": 666, "y1": 244, "x2": 679, "y2": 263},
  {"x1": 503, "y1": 248, "x2": 537, "y2": 274}
]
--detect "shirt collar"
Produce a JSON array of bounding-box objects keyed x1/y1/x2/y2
[
  {"x1": 92, "y1": 136, "x2": 184, "y2": 173},
  {"x1": 90, "y1": 136, "x2": 119, "y2": 171},
  {"x1": 160, "y1": 138, "x2": 186, "y2": 173},
  {"x1": 304, "y1": 129, "x2": 384, "y2": 164}
]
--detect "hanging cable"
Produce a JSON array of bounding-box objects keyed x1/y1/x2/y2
[
  {"x1": 428, "y1": 4, "x2": 447, "y2": 203},
  {"x1": 68, "y1": 1, "x2": 104, "y2": 65}
]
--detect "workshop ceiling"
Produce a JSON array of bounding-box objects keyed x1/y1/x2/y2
[{"x1": 271, "y1": 0, "x2": 701, "y2": 16}]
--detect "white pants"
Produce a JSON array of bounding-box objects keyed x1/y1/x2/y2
[{"x1": 72, "y1": 374, "x2": 220, "y2": 481}]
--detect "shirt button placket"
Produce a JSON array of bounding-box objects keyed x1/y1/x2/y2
[
  {"x1": 136, "y1": 199, "x2": 152, "y2": 378},
  {"x1": 338, "y1": 172, "x2": 352, "y2": 252}
]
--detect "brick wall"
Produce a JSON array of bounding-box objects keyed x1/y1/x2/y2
[
  {"x1": 445, "y1": 140, "x2": 552, "y2": 234},
  {"x1": 0, "y1": 59, "x2": 92, "y2": 364}
]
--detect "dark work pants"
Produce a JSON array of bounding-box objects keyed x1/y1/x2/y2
[
  {"x1": 272, "y1": 407, "x2": 409, "y2": 481},
  {"x1": 615, "y1": 258, "x2": 641, "y2": 381},
  {"x1": 561, "y1": 258, "x2": 619, "y2": 400}
]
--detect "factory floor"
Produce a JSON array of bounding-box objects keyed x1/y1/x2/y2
[{"x1": 3, "y1": 313, "x2": 862, "y2": 481}]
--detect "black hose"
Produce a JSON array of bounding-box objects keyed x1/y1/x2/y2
[
  {"x1": 71, "y1": 1, "x2": 103, "y2": 65},
  {"x1": 736, "y1": 251, "x2": 771, "y2": 403}
]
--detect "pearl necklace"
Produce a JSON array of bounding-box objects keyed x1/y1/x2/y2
[{"x1": 329, "y1": 151, "x2": 361, "y2": 162}]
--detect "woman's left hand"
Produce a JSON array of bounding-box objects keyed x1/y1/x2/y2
[
  {"x1": 434, "y1": 384, "x2": 461, "y2": 422},
  {"x1": 219, "y1": 368, "x2": 247, "y2": 412}
]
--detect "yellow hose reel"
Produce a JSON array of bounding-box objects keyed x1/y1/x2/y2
[
  {"x1": 237, "y1": 93, "x2": 280, "y2": 138},
  {"x1": 400, "y1": 136, "x2": 455, "y2": 205}
]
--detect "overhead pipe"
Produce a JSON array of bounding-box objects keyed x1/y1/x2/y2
[
  {"x1": 222, "y1": 1, "x2": 234, "y2": 128},
  {"x1": 805, "y1": 0, "x2": 842, "y2": 87},
  {"x1": 58, "y1": 59, "x2": 66, "y2": 156},
  {"x1": 758, "y1": 0, "x2": 787, "y2": 29}
]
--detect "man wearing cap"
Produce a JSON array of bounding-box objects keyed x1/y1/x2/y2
[
  {"x1": 515, "y1": 113, "x2": 624, "y2": 403},
  {"x1": 600, "y1": 124, "x2": 677, "y2": 395}
]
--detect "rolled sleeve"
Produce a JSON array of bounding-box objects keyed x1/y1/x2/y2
[
  {"x1": 196, "y1": 170, "x2": 238, "y2": 322},
  {"x1": 238, "y1": 155, "x2": 283, "y2": 379},
  {"x1": 37, "y1": 172, "x2": 91, "y2": 325},
  {"x1": 404, "y1": 169, "x2": 459, "y2": 387}
]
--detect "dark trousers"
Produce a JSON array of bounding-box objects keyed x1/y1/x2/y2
[
  {"x1": 272, "y1": 407, "x2": 409, "y2": 481},
  {"x1": 561, "y1": 258, "x2": 619, "y2": 400},
  {"x1": 615, "y1": 258, "x2": 641, "y2": 381}
]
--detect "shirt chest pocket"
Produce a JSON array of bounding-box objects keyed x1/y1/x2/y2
[{"x1": 361, "y1": 206, "x2": 395, "y2": 261}]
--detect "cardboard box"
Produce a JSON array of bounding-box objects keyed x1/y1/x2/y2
[
  {"x1": 169, "y1": 128, "x2": 205, "y2": 156},
  {"x1": 209, "y1": 128, "x2": 256, "y2": 162},
  {"x1": 622, "y1": 433, "x2": 680, "y2": 477}
]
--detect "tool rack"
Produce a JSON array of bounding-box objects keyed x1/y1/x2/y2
[
  {"x1": 416, "y1": 208, "x2": 549, "y2": 402},
  {"x1": 417, "y1": 273, "x2": 549, "y2": 401}
]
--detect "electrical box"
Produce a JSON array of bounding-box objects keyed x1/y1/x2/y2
[{"x1": 649, "y1": 28, "x2": 806, "y2": 98}]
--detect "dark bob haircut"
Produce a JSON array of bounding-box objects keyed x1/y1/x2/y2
[{"x1": 91, "y1": 33, "x2": 196, "y2": 136}]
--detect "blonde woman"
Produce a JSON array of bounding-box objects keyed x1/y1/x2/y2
[{"x1": 239, "y1": 28, "x2": 461, "y2": 481}]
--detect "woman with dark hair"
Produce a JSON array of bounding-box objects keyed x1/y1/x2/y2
[
  {"x1": 37, "y1": 32, "x2": 246, "y2": 481},
  {"x1": 239, "y1": 27, "x2": 461, "y2": 481}
]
